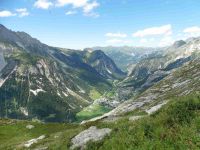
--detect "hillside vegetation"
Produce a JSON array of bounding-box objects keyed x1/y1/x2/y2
[
  {"x1": 0, "y1": 93, "x2": 199, "y2": 149},
  {"x1": 86, "y1": 94, "x2": 200, "y2": 150}
]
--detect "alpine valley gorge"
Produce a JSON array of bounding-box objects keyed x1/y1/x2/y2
[{"x1": 0, "y1": 24, "x2": 200, "y2": 150}]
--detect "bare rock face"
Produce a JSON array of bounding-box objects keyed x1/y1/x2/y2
[{"x1": 71, "y1": 126, "x2": 112, "y2": 149}]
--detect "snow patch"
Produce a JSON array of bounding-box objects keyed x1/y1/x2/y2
[
  {"x1": 79, "y1": 89, "x2": 85, "y2": 94},
  {"x1": 77, "y1": 85, "x2": 86, "y2": 94},
  {"x1": 0, "y1": 66, "x2": 17, "y2": 87},
  {"x1": 106, "y1": 67, "x2": 112, "y2": 74},
  {"x1": 30, "y1": 89, "x2": 46, "y2": 96},
  {"x1": 20, "y1": 107, "x2": 28, "y2": 116},
  {"x1": 62, "y1": 91, "x2": 68, "y2": 97},
  {"x1": 69, "y1": 104, "x2": 76, "y2": 109},
  {"x1": 36, "y1": 80, "x2": 43, "y2": 85},
  {"x1": 57, "y1": 91, "x2": 62, "y2": 97},
  {"x1": 131, "y1": 52, "x2": 135, "y2": 57}
]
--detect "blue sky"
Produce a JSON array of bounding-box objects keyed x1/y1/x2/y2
[{"x1": 0, "y1": 0, "x2": 200, "y2": 49}]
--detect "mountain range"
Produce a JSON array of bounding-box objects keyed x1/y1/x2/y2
[
  {"x1": 91, "y1": 46, "x2": 164, "y2": 71},
  {"x1": 0, "y1": 24, "x2": 125, "y2": 122},
  {"x1": 0, "y1": 24, "x2": 200, "y2": 149}
]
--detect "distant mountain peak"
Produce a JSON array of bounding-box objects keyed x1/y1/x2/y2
[
  {"x1": 172, "y1": 40, "x2": 186, "y2": 48},
  {"x1": 0, "y1": 24, "x2": 6, "y2": 29}
]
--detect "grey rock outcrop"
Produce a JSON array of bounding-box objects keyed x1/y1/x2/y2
[{"x1": 71, "y1": 126, "x2": 111, "y2": 149}]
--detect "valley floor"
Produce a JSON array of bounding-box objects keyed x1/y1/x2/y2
[{"x1": 0, "y1": 93, "x2": 200, "y2": 150}]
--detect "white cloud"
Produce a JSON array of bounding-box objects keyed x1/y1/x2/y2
[
  {"x1": 56, "y1": 0, "x2": 99, "y2": 16},
  {"x1": 56, "y1": 0, "x2": 88, "y2": 7},
  {"x1": 34, "y1": 0, "x2": 53, "y2": 9},
  {"x1": 105, "y1": 32, "x2": 127, "y2": 38},
  {"x1": 0, "y1": 10, "x2": 16, "y2": 17},
  {"x1": 183, "y1": 26, "x2": 200, "y2": 33},
  {"x1": 65, "y1": 10, "x2": 77, "y2": 15},
  {"x1": 83, "y1": 1, "x2": 99, "y2": 14},
  {"x1": 16, "y1": 8, "x2": 29, "y2": 17},
  {"x1": 133, "y1": 24, "x2": 172, "y2": 37},
  {"x1": 183, "y1": 26, "x2": 200, "y2": 37},
  {"x1": 16, "y1": 8, "x2": 27, "y2": 12},
  {"x1": 33, "y1": 0, "x2": 99, "y2": 17}
]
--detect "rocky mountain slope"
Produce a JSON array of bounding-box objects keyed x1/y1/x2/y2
[
  {"x1": 1, "y1": 55, "x2": 200, "y2": 150},
  {"x1": 114, "y1": 38, "x2": 200, "y2": 100},
  {"x1": 84, "y1": 56, "x2": 200, "y2": 123},
  {"x1": 82, "y1": 49, "x2": 126, "y2": 79},
  {"x1": 74, "y1": 38, "x2": 200, "y2": 122},
  {"x1": 92, "y1": 46, "x2": 164, "y2": 71},
  {"x1": 0, "y1": 24, "x2": 200, "y2": 149},
  {"x1": 0, "y1": 24, "x2": 125, "y2": 122}
]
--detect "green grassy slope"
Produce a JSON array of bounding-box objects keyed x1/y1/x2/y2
[
  {"x1": 85, "y1": 94, "x2": 200, "y2": 150},
  {"x1": 0, "y1": 93, "x2": 199, "y2": 149},
  {"x1": 0, "y1": 119, "x2": 84, "y2": 150},
  {"x1": 76, "y1": 104, "x2": 111, "y2": 122}
]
